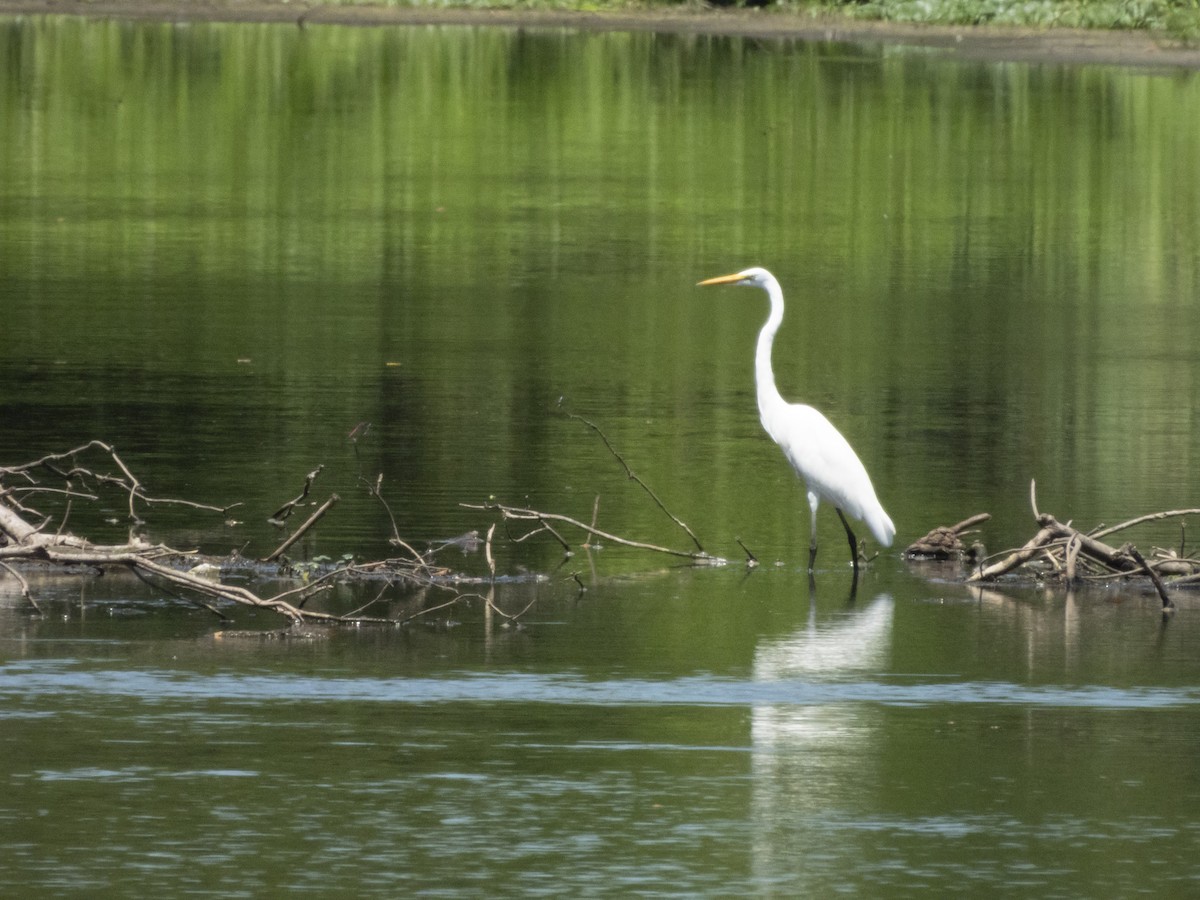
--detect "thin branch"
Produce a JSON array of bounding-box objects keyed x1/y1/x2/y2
[
  {"x1": 262, "y1": 494, "x2": 339, "y2": 563},
  {"x1": 950, "y1": 513, "x2": 992, "y2": 534},
  {"x1": 1091, "y1": 509, "x2": 1200, "y2": 541},
  {"x1": 1, "y1": 440, "x2": 232, "y2": 519},
  {"x1": 340, "y1": 581, "x2": 393, "y2": 620},
  {"x1": 362, "y1": 472, "x2": 429, "y2": 568},
  {"x1": 1128, "y1": 545, "x2": 1174, "y2": 609},
  {"x1": 395, "y1": 595, "x2": 464, "y2": 625},
  {"x1": 269, "y1": 465, "x2": 324, "y2": 524},
  {"x1": 464, "y1": 501, "x2": 722, "y2": 563},
  {"x1": 0, "y1": 561, "x2": 40, "y2": 614},
  {"x1": 478, "y1": 588, "x2": 539, "y2": 624},
  {"x1": 561, "y1": 406, "x2": 706, "y2": 554}
]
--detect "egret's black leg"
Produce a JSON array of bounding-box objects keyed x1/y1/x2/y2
[
  {"x1": 808, "y1": 535, "x2": 818, "y2": 573},
  {"x1": 836, "y1": 508, "x2": 860, "y2": 577}
]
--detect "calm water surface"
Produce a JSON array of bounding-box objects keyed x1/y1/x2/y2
[{"x1": 2, "y1": 15, "x2": 1200, "y2": 896}]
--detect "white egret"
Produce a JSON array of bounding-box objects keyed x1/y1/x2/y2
[{"x1": 698, "y1": 267, "x2": 895, "y2": 574}]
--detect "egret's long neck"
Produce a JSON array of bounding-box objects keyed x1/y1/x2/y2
[{"x1": 755, "y1": 277, "x2": 787, "y2": 422}]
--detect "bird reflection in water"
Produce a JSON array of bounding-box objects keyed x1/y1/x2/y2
[{"x1": 750, "y1": 580, "x2": 895, "y2": 889}]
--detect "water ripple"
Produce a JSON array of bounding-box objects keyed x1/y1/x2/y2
[{"x1": 0, "y1": 660, "x2": 1194, "y2": 710}]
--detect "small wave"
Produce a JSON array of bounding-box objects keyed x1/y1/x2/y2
[{"x1": 0, "y1": 660, "x2": 1194, "y2": 711}]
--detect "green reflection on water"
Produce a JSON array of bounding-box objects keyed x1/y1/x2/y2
[
  {"x1": 3, "y1": 17, "x2": 1199, "y2": 569},
  {"x1": 7, "y1": 19, "x2": 1200, "y2": 897},
  {"x1": 2, "y1": 31, "x2": 1200, "y2": 896}
]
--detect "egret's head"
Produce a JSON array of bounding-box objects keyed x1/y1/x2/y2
[{"x1": 697, "y1": 267, "x2": 773, "y2": 288}]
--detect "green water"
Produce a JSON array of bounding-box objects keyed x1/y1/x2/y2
[{"x1": 2, "y1": 15, "x2": 1200, "y2": 896}]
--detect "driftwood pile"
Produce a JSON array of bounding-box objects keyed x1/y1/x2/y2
[
  {"x1": 0, "y1": 441, "x2": 548, "y2": 624},
  {"x1": 0, "y1": 434, "x2": 718, "y2": 625},
  {"x1": 906, "y1": 482, "x2": 1200, "y2": 610},
  {"x1": 3, "y1": 441, "x2": 1197, "y2": 623}
]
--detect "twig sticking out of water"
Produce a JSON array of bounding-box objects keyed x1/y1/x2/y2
[
  {"x1": 0, "y1": 440, "x2": 236, "y2": 526},
  {"x1": 463, "y1": 501, "x2": 724, "y2": 564},
  {"x1": 481, "y1": 585, "x2": 539, "y2": 625},
  {"x1": 1092, "y1": 508, "x2": 1200, "y2": 541},
  {"x1": 268, "y1": 465, "x2": 324, "y2": 526},
  {"x1": 361, "y1": 472, "x2": 431, "y2": 570},
  {"x1": 1128, "y1": 545, "x2": 1174, "y2": 610},
  {"x1": 559, "y1": 403, "x2": 707, "y2": 555},
  {"x1": 0, "y1": 561, "x2": 39, "y2": 614},
  {"x1": 262, "y1": 494, "x2": 340, "y2": 563}
]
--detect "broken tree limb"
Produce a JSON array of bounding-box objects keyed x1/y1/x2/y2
[
  {"x1": 968, "y1": 501, "x2": 1200, "y2": 595},
  {"x1": 463, "y1": 501, "x2": 724, "y2": 564},
  {"x1": 362, "y1": 472, "x2": 431, "y2": 570},
  {"x1": 1091, "y1": 509, "x2": 1200, "y2": 541},
  {"x1": 968, "y1": 524, "x2": 1058, "y2": 581},
  {"x1": 1128, "y1": 545, "x2": 1174, "y2": 609},
  {"x1": 1, "y1": 442, "x2": 506, "y2": 626},
  {"x1": 560, "y1": 405, "x2": 707, "y2": 555},
  {"x1": 0, "y1": 561, "x2": 39, "y2": 614},
  {"x1": 1, "y1": 440, "x2": 233, "y2": 523},
  {"x1": 268, "y1": 465, "x2": 324, "y2": 525},
  {"x1": 262, "y1": 494, "x2": 339, "y2": 563},
  {"x1": 1037, "y1": 515, "x2": 1151, "y2": 575}
]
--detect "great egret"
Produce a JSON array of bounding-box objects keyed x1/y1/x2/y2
[{"x1": 698, "y1": 267, "x2": 895, "y2": 574}]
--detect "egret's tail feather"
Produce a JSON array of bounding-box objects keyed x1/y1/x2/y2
[{"x1": 868, "y1": 508, "x2": 896, "y2": 548}]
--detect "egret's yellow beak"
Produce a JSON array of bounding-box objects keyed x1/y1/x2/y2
[{"x1": 697, "y1": 272, "x2": 746, "y2": 287}]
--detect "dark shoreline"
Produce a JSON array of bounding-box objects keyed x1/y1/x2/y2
[{"x1": 2, "y1": 0, "x2": 1199, "y2": 70}]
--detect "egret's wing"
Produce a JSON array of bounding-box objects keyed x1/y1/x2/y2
[{"x1": 766, "y1": 403, "x2": 895, "y2": 546}]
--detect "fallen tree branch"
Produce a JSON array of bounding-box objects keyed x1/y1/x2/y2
[
  {"x1": 1091, "y1": 509, "x2": 1200, "y2": 541},
  {"x1": 968, "y1": 524, "x2": 1058, "y2": 581},
  {"x1": 560, "y1": 405, "x2": 707, "y2": 554},
  {"x1": 1, "y1": 440, "x2": 233, "y2": 523},
  {"x1": 1128, "y1": 544, "x2": 1174, "y2": 610},
  {"x1": 362, "y1": 472, "x2": 431, "y2": 569},
  {"x1": 262, "y1": 493, "x2": 339, "y2": 562},
  {"x1": 268, "y1": 465, "x2": 324, "y2": 525},
  {"x1": 463, "y1": 501, "x2": 724, "y2": 564},
  {"x1": 968, "y1": 501, "x2": 1200, "y2": 596},
  {"x1": 0, "y1": 561, "x2": 39, "y2": 614},
  {"x1": 0, "y1": 443, "x2": 513, "y2": 626}
]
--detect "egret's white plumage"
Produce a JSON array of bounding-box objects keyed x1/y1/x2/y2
[{"x1": 698, "y1": 266, "x2": 894, "y2": 571}]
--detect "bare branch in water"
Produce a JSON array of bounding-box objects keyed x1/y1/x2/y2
[
  {"x1": 559, "y1": 404, "x2": 707, "y2": 554},
  {"x1": 1128, "y1": 544, "x2": 1174, "y2": 610},
  {"x1": 464, "y1": 501, "x2": 723, "y2": 564},
  {"x1": 968, "y1": 504, "x2": 1200, "y2": 598},
  {"x1": 269, "y1": 465, "x2": 324, "y2": 525},
  {"x1": 1091, "y1": 508, "x2": 1200, "y2": 541},
  {"x1": 0, "y1": 561, "x2": 40, "y2": 614},
  {"x1": 263, "y1": 494, "x2": 340, "y2": 563},
  {"x1": 361, "y1": 472, "x2": 430, "y2": 569},
  {"x1": 0, "y1": 440, "x2": 234, "y2": 525}
]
